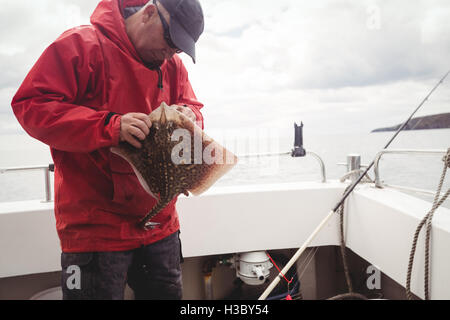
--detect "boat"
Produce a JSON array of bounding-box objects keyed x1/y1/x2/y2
[{"x1": 1, "y1": 122, "x2": 449, "y2": 301}]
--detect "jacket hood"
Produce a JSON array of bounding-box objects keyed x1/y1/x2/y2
[{"x1": 90, "y1": 0, "x2": 150, "y2": 63}]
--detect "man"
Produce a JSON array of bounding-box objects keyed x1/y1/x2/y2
[{"x1": 11, "y1": 0, "x2": 204, "y2": 300}]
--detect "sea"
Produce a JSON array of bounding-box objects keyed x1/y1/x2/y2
[{"x1": 0, "y1": 128, "x2": 449, "y2": 208}]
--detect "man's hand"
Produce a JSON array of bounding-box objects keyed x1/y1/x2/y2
[{"x1": 119, "y1": 113, "x2": 152, "y2": 148}]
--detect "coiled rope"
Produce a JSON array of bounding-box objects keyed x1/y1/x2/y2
[
  {"x1": 339, "y1": 169, "x2": 375, "y2": 184},
  {"x1": 405, "y1": 148, "x2": 450, "y2": 300}
]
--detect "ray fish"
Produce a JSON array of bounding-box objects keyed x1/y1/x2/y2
[{"x1": 111, "y1": 102, "x2": 238, "y2": 230}]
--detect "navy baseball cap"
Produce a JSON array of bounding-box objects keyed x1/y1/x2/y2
[{"x1": 158, "y1": 0, "x2": 204, "y2": 63}]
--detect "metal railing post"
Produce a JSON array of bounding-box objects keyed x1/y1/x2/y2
[
  {"x1": 0, "y1": 165, "x2": 54, "y2": 203},
  {"x1": 44, "y1": 166, "x2": 51, "y2": 203},
  {"x1": 306, "y1": 151, "x2": 327, "y2": 183}
]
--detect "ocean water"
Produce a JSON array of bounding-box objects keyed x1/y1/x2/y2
[{"x1": 0, "y1": 129, "x2": 449, "y2": 208}]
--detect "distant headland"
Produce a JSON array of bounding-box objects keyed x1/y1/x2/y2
[{"x1": 372, "y1": 112, "x2": 450, "y2": 132}]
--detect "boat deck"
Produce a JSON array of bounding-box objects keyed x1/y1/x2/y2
[{"x1": 1, "y1": 180, "x2": 449, "y2": 299}]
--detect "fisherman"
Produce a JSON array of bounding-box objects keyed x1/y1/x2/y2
[{"x1": 11, "y1": 0, "x2": 204, "y2": 300}]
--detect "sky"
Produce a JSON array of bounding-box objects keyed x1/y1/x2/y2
[{"x1": 1, "y1": 0, "x2": 450, "y2": 141}]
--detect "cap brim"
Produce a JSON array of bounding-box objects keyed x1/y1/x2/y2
[{"x1": 169, "y1": 18, "x2": 196, "y2": 63}]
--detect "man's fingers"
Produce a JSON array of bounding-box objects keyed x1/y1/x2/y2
[
  {"x1": 119, "y1": 113, "x2": 153, "y2": 148},
  {"x1": 131, "y1": 119, "x2": 150, "y2": 137},
  {"x1": 132, "y1": 113, "x2": 152, "y2": 129},
  {"x1": 128, "y1": 125, "x2": 146, "y2": 141},
  {"x1": 124, "y1": 132, "x2": 142, "y2": 149}
]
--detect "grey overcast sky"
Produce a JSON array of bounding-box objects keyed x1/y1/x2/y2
[{"x1": 1, "y1": 0, "x2": 449, "y2": 137}]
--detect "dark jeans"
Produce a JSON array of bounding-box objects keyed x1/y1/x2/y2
[{"x1": 61, "y1": 231, "x2": 183, "y2": 300}]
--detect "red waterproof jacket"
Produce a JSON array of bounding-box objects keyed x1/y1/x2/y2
[{"x1": 11, "y1": 0, "x2": 204, "y2": 253}]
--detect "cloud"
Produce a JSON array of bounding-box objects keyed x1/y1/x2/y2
[
  {"x1": 1, "y1": 0, "x2": 449, "y2": 136},
  {"x1": 0, "y1": 0, "x2": 98, "y2": 132},
  {"x1": 182, "y1": 0, "x2": 450, "y2": 133},
  {"x1": 194, "y1": 0, "x2": 450, "y2": 92}
]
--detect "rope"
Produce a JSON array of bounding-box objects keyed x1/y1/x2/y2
[
  {"x1": 338, "y1": 184, "x2": 355, "y2": 293},
  {"x1": 328, "y1": 292, "x2": 369, "y2": 300},
  {"x1": 405, "y1": 148, "x2": 450, "y2": 300},
  {"x1": 339, "y1": 169, "x2": 375, "y2": 184},
  {"x1": 444, "y1": 148, "x2": 450, "y2": 168},
  {"x1": 327, "y1": 169, "x2": 378, "y2": 300},
  {"x1": 328, "y1": 183, "x2": 369, "y2": 300}
]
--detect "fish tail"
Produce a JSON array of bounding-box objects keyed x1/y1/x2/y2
[{"x1": 138, "y1": 200, "x2": 170, "y2": 229}]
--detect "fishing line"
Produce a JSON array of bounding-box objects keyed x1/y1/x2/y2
[
  {"x1": 259, "y1": 70, "x2": 450, "y2": 300},
  {"x1": 333, "y1": 70, "x2": 450, "y2": 212}
]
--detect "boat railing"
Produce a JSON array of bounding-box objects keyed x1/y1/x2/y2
[
  {"x1": 373, "y1": 149, "x2": 448, "y2": 197},
  {"x1": 2, "y1": 149, "x2": 446, "y2": 204},
  {"x1": 238, "y1": 122, "x2": 327, "y2": 183},
  {"x1": 237, "y1": 150, "x2": 327, "y2": 183},
  {"x1": 0, "y1": 150, "x2": 328, "y2": 204},
  {"x1": 0, "y1": 164, "x2": 54, "y2": 203}
]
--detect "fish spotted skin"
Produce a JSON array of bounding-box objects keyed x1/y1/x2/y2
[{"x1": 112, "y1": 103, "x2": 236, "y2": 230}]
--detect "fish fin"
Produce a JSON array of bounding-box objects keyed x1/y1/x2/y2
[{"x1": 110, "y1": 147, "x2": 158, "y2": 200}]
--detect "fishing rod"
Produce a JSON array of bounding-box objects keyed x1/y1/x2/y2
[{"x1": 259, "y1": 70, "x2": 450, "y2": 300}]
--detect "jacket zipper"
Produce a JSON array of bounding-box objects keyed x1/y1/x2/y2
[{"x1": 157, "y1": 67, "x2": 163, "y2": 90}]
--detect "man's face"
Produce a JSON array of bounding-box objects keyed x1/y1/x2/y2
[{"x1": 132, "y1": 3, "x2": 180, "y2": 68}]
